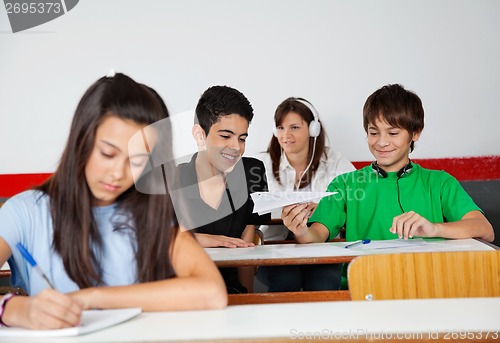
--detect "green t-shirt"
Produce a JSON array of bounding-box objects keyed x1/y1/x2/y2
[
  {"x1": 309, "y1": 163, "x2": 482, "y2": 289},
  {"x1": 309, "y1": 163, "x2": 482, "y2": 241}
]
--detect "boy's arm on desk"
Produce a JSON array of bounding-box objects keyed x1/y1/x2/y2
[
  {"x1": 390, "y1": 210, "x2": 494, "y2": 242},
  {"x1": 195, "y1": 232, "x2": 254, "y2": 248}
]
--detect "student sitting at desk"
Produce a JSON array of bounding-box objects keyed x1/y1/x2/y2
[
  {"x1": 256, "y1": 97, "x2": 355, "y2": 292},
  {"x1": 282, "y1": 84, "x2": 494, "y2": 287},
  {"x1": 0, "y1": 73, "x2": 226, "y2": 330},
  {"x1": 171, "y1": 85, "x2": 270, "y2": 294}
]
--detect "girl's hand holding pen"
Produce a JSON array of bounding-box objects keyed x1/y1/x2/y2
[
  {"x1": 2, "y1": 288, "x2": 83, "y2": 329},
  {"x1": 4, "y1": 242, "x2": 83, "y2": 329}
]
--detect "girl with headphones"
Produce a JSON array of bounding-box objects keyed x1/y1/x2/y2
[{"x1": 256, "y1": 97, "x2": 355, "y2": 292}]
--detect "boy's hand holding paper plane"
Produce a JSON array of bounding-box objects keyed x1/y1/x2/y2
[{"x1": 250, "y1": 191, "x2": 338, "y2": 215}]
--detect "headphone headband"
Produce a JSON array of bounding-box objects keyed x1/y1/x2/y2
[
  {"x1": 371, "y1": 160, "x2": 413, "y2": 178},
  {"x1": 294, "y1": 98, "x2": 319, "y2": 123}
]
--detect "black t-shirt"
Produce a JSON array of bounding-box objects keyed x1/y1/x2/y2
[
  {"x1": 173, "y1": 153, "x2": 270, "y2": 236},
  {"x1": 171, "y1": 154, "x2": 270, "y2": 293}
]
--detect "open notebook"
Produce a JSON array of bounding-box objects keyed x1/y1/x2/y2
[{"x1": 0, "y1": 307, "x2": 141, "y2": 337}]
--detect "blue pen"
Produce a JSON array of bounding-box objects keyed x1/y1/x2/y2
[
  {"x1": 16, "y1": 243, "x2": 55, "y2": 288},
  {"x1": 344, "y1": 239, "x2": 371, "y2": 249}
]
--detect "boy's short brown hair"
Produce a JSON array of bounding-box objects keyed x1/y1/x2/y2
[{"x1": 363, "y1": 84, "x2": 424, "y2": 152}]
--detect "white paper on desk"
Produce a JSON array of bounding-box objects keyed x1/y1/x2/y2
[
  {"x1": 270, "y1": 244, "x2": 359, "y2": 258},
  {"x1": 0, "y1": 308, "x2": 141, "y2": 338},
  {"x1": 250, "y1": 191, "x2": 337, "y2": 215},
  {"x1": 350, "y1": 238, "x2": 429, "y2": 250}
]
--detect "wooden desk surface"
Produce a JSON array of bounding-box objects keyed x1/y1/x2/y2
[
  {"x1": 1, "y1": 262, "x2": 9, "y2": 278},
  {"x1": 207, "y1": 238, "x2": 496, "y2": 268},
  {"x1": 4, "y1": 297, "x2": 498, "y2": 342},
  {"x1": 2, "y1": 240, "x2": 496, "y2": 275}
]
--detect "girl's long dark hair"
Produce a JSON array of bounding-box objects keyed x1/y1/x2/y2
[
  {"x1": 267, "y1": 97, "x2": 326, "y2": 188},
  {"x1": 37, "y1": 73, "x2": 177, "y2": 288}
]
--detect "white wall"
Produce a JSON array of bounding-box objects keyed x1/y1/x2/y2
[{"x1": 1, "y1": 0, "x2": 499, "y2": 174}]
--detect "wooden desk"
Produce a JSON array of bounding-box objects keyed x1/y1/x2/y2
[
  {"x1": 4, "y1": 297, "x2": 498, "y2": 342},
  {"x1": 1, "y1": 262, "x2": 9, "y2": 278},
  {"x1": 207, "y1": 238, "x2": 496, "y2": 268},
  {"x1": 210, "y1": 238, "x2": 496, "y2": 305}
]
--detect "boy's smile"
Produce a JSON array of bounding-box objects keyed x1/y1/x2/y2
[
  {"x1": 367, "y1": 117, "x2": 420, "y2": 172},
  {"x1": 200, "y1": 114, "x2": 249, "y2": 174}
]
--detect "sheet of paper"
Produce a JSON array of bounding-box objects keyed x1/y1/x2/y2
[
  {"x1": 268, "y1": 244, "x2": 360, "y2": 258},
  {"x1": 0, "y1": 308, "x2": 142, "y2": 338},
  {"x1": 349, "y1": 238, "x2": 429, "y2": 250},
  {"x1": 400, "y1": 241, "x2": 474, "y2": 252},
  {"x1": 250, "y1": 191, "x2": 337, "y2": 215}
]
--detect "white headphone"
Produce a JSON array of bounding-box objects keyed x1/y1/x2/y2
[{"x1": 273, "y1": 98, "x2": 321, "y2": 138}]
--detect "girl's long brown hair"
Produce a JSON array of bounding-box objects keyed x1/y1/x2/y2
[
  {"x1": 267, "y1": 98, "x2": 326, "y2": 189},
  {"x1": 37, "y1": 73, "x2": 177, "y2": 288}
]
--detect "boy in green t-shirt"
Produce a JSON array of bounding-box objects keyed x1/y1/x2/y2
[{"x1": 282, "y1": 84, "x2": 494, "y2": 245}]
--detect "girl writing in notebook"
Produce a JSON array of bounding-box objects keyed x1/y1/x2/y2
[{"x1": 0, "y1": 72, "x2": 226, "y2": 329}]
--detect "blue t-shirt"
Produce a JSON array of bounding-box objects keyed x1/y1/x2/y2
[{"x1": 0, "y1": 190, "x2": 138, "y2": 295}]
